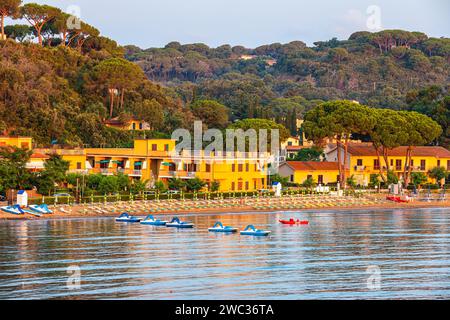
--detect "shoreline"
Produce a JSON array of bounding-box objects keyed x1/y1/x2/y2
[{"x1": 1, "y1": 199, "x2": 448, "y2": 221}]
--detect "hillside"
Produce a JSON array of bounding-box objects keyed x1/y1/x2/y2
[
  {"x1": 125, "y1": 30, "x2": 449, "y2": 145},
  {"x1": 1, "y1": 5, "x2": 449, "y2": 149},
  {"x1": 0, "y1": 38, "x2": 193, "y2": 147}
]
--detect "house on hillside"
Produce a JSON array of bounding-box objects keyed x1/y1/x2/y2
[{"x1": 104, "y1": 117, "x2": 150, "y2": 131}]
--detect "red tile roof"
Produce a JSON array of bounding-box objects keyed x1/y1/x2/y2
[
  {"x1": 286, "y1": 161, "x2": 340, "y2": 171},
  {"x1": 343, "y1": 145, "x2": 450, "y2": 158},
  {"x1": 30, "y1": 153, "x2": 49, "y2": 159},
  {"x1": 286, "y1": 146, "x2": 309, "y2": 151}
]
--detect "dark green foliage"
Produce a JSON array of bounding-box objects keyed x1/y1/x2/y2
[
  {"x1": 289, "y1": 147, "x2": 323, "y2": 161},
  {"x1": 185, "y1": 177, "x2": 207, "y2": 192},
  {"x1": 0, "y1": 146, "x2": 33, "y2": 192}
]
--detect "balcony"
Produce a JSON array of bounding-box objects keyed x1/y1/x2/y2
[
  {"x1": 354, "y1": 165, "x2": 366, "y2": 172},
  {"x1": 100, "y1": 168, "x2": 113, "y2": 176},
  {"x1": 159, "y1": 171, "x2": 198, "y2": 179},
  {"x1": 128, "y1": 170, "x2": 143, "y2": 177},
  {"x1": 68, "y1": 169, "x2": 89, "y2": 175}
]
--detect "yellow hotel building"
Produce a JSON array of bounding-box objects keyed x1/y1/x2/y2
[
  {"x1": 326, "y1": 144, "x2": 450, "y2": 186},
  {"x1": 84, "y1": 139, "x2": 269, "y2": 192}
]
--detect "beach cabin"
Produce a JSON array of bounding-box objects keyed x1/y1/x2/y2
[{"x1": 17, "y1": 190, "x2": 28, "y2": 207}]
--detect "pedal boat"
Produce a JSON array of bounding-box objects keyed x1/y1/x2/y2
[
  {"x1": 140, "y1": 215, "x2": 168, "y2": 226},
  {"x1": 115, "y1": 212, "x2": 141, "y2": 223},
  {"x1": 208, "y1": 221, "x2": 238, "y2": 233},
  {"x1": 166, "y1": 217, "x2": 194, "y2": 228},
  {"x1": 240, "y1": 225, "x2": 271, "y2": 237}
]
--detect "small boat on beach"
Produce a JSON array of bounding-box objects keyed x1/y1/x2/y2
[
  {"x1": 115, "y1": 213, "x2": 141, "y2": 223},
  {"x1": 166, "y1": 217, "x2": 194, "y2": 228},
  {"x1": 1, "y1": 205, "x2": 42, "y2": 217},
  {"x1": 240, "y1": 225, "x2": 271, "y2": 237},
  {"x1": 208, "y1": 221, "x2": 238, "y2": 233},
  {"x1": 279, "y1": 219, "x2": 309, "y2": 225},
  {"x1": 140, "y1": 215, "x2": 168, "y2": 226},
  {"x1": 1, "y1": 205, "x2": 24, "y2": 215},
  {"x1": 29, "y1": 204, "x2": 53, "y2": 214}
]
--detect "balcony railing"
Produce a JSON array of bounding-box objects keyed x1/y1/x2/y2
[
  {"x1": 68, "y1": 169, "x2": 89, "y2": 174},
  {"x1": 160, "y1": 171, "x2": 198, "y2": 179},
  {"x1": 129, "y1": 170, "x2": 143, "y2": 176}
]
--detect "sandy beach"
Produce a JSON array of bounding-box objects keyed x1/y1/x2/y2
[{"x1": 1, "y1": 195, "x2": 448, "y2": 221}]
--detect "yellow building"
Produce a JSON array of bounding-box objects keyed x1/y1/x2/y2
[
  {"x1": 104, "y1": 117, "x2": 150, "y2": 131},
  {"x1": 159, "y1": 152, "x2": 268, "y2": 192},
  {"x1": 279, "y1": 161, "x2": 341, "y2": 185},
  {"x1": 1, "y1": 136, "x2": 269, "y2": 192},
  {"x1": 85, "y1": 139, "x2": 269, "y2": 192},
  {"x1": 34, "y1": 148, "x2": 89, "y2": 174},
  {"x1": 0, "y1": 136, "x2": 33, "y2": 150},
  {"x1": 325, "y1": 144, "x2": 450, "y2": 186}
]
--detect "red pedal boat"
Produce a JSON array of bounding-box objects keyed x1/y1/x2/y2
[{"x1": 279, "y1": 219, "x2": 309, "y2": 225}]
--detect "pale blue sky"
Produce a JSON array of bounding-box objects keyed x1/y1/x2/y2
[{"x1": 17, "y1": 0, "x2": 450, "y2": 48}]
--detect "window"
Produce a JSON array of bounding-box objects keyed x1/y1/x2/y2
[
  {"x1": 390, "y1": 159, "x2": 394, "y2": 167},
  {"x1": 152, "y1": 144, "x2": 157, "y2": 151},
  {"x1": 288, "y1": 141, "x2": 293, "y2": 146},
  {"x1": 437, "y1": 160, "x2": 441, "y2": 167},
  {"x1": 318, "y1": 175, "x2": 324, "y2": 185},
  {"x1": 76, "y1": 162, "x2": 82, "y2": 170},
  {"x1": 238, "y1": 181, "x2": 243, "y2": 191},
  {"x1": 337, "y1": 175, "x2": 340, "y2": 182},
  {"x1": 245, "y1": 181, "x2": 249, "y2": 190},
  {"x1": 396, "y1": 160, "x2": 402, "y2": 171},
  {"x1": 374, "y1": 159, "x2": 380, "y2": 170},
  {"x1": 290, "y1": 175, "x2": 294, "y2": 183},
  {"x1": 206, "y1": 164, "x2": 211, "y2": 172},
  {"x1": 139, "y1": 123, "x2": 143, "y2": 130},
  {"x1": 447, "y1": 160, "x2": 450, "y2": 171},
  {"x1": 246, "y1": 163, "x2": 249, "y2": 172},
  {"x1": 410, "y1": 159, "x2": 414, "y2": 168},
  {"x1": 132, "y1": 123, "x2": 136, "y2": 130},
  {"x1": 420, "y1": 160, "x2": 426, "y2": 171},
  {"x1": 307, "y1": 175, "x2": 313, "y2": 180},
  {"x1": 262, "y1": 178, "x2": 265, "y2": 187},
  {"x1": 164, "y1": 144, "x2": 169, "y2": 151},
  {"x1": 238, "y1": 164, "x2": 243, "y2": 172},
  {"x1": 232, "y1": 164, "x2": 236, "y2": 172},
  {"x1": 231, "y1": 182, "x2": 235, "y2": 191},
  {"x1": 357, "y1": 159, "x2": 363, "y2": 166},
  {"x1": 254, "y1": 180, "x2": 257, "y2": 189}
]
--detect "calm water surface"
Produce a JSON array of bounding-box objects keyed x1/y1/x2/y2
[{"x1": 0, "y1": 207, "x2": 449, "y2": 300}]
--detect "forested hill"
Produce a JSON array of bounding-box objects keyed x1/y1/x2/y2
[
  {"x1": 1, "y1": 5, "x2": 449, "y2": 149},
  {"x1": 124, "y1": 30, "x2": 449, "y2": 122}
]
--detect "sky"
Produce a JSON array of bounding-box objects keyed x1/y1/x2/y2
[{"x1": 17, "y1": 0, "x2": 450, "y2": 49}]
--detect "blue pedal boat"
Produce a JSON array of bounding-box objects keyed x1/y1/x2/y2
[
  {"x1": 240, "y1": 225, "x2": 271, "y2": 237},
  {"x1": 115, "y1": 213, "x2": 141, "y2": 223},
  {"x1": 1, "y1": 205, "x2": 24, "y2": 215},
  {"x1": 208, "y1": 221, "x2": 238, "y2": 233},
  {"x1": 166, "y1": 217, "x2": 194, "y2": 228},
  {"x1": 140, "y1": 215, "x2": 168, "y2": 226},
  {"x1": 29, "y1": 204, "x2": 53, "y2": 214}
]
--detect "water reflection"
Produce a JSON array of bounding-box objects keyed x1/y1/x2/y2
[{"x1": 0, "y1": 208, "x2": 449, "y2": 300}]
